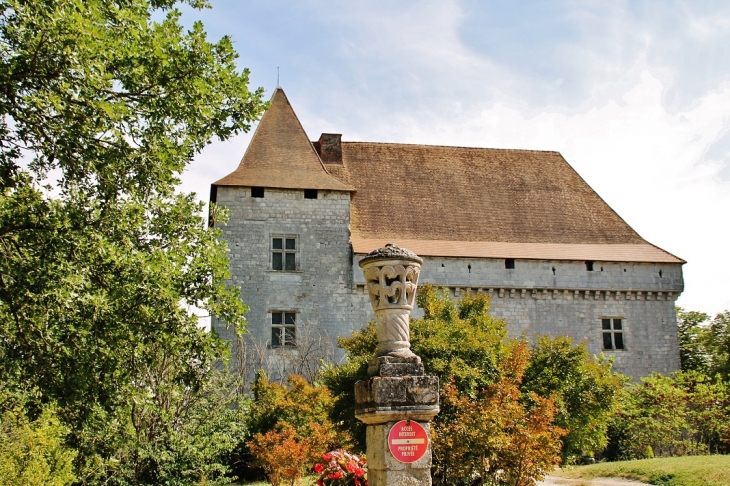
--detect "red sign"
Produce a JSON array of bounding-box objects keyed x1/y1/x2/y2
[{"x1": 388, "y1": 420, "x2": 429, "y2": 463}]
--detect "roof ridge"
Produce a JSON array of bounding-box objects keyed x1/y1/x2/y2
[{"x1": 339, "y1": 140, "x2": 563, "y2": 155}]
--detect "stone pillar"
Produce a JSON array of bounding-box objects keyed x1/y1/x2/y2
[{"x1": 355, "y1": 244, "x2": 439, "y2": 486}]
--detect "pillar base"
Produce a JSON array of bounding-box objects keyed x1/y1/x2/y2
[{"x1": 355, "y1": 375, "x2": 439, "y2": 486}]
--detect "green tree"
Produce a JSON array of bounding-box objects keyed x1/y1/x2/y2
[
  {"x1": 676, "y1": 307, "x2": 711, "y2": 372},
  {"x1": 605, "y1": 371, "x2": 730, "y2": 460},
  {"x1": 0, "y1": 0, "x2": 266, "y2": 482},
  {"x1": 706, "y1": 311, "x2": 730, "y2": 381},
  {"x1": 521, "y1": 335, "x2": 623, "y2": 462}
]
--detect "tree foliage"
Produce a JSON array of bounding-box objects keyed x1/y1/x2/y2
[
  {"x1": 521, "y1": 335, "x2": 624, "y2": 461},
  {"x1": 0, "y1": 391, "x2": 77, "y2": 486},
  {"x1": 677, "y1": 307, "x2": 730, "y2": 381},
  {"x1": 433, "y1": 342, "x2": 566, "y2": 486},
  {"x1": 244, "y1": 372, "x2": 352, "y2": 485},
  {"x1": 606, "y1": 371, "x2": 730, "y2": 460},
  {"x1": 0, "y1": 0, "x2": 266, "y2": 482}
]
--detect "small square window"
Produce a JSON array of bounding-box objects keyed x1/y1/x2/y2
[
  {"x1": 505, "y1": 258, "x2": 515, "y2": 269},
  {"x1": 271, "y1": 235, "x2": 298, "y2": 271},
  {"x1": 271, "y1": 311, "x2": 296, "y2": 347},
  {"x1": 602, "y1": 318, "x2": 625, "y2": 350},
  {"x1": 586, "y1": 261, "x2": 594, "y2": 271},
  {"x1": 252, "y1": 187, "x2": 264, "y2": 198},
  {"x1": 304, "y1": 189, "x2": 318, "y2": 199}
]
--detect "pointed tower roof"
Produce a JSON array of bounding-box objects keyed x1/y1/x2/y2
[{"x1": 214, "y1": 88, "x2": 354, "y2": 191}]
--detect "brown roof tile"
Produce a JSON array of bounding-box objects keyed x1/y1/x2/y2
[
  {"x1": 214, "y1": 88, "x2": 354, "y2": 191},
  {"x1": 333, "y1": 142, "x2": 649, "y2": 245}
]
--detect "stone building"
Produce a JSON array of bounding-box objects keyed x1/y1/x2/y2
[{"x1": 211, "y1": 88, "x2": 685, "y2": 380}]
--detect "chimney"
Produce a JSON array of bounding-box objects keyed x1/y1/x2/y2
[{"x1": 316, "y1": 133, "x2": 342, "y2": 164}]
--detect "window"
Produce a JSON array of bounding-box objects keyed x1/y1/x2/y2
[
  {"x1": 602, "y1": 318, "x2": 624, "y2": 350},
  {"x1": 271, "y1": 311, "x2": 296, "y2": 346},
  {"x1": 505, "y1": 258, "x2": 515, "y2": 269},
  {"x1": 251, "y1": 187, "x2": 264, "y2": 198},
  {"x1": 304, "y1": 189, "x2": 318, "y2": 199},
  {"x1": 271, "y1": 235, "x2": 298, "y2": 271},
  {"x1": 586, "y1": 261, "x2": 594, "y2": 271}
]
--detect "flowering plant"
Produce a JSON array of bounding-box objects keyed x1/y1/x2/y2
[{"x1": 313, "y1": 449, "x2": 368, "y2": 486}]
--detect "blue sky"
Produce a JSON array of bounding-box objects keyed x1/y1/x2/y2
[{"x1": 177, "y1": 1, "x2": 730, "y2": 316}]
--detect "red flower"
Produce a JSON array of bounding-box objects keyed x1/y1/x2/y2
[
  {"x1": 314, "y1": 463, "x2": 325, "y2": 474},
  {"x1": 346, "y1": 461, "x2": 357, "y2": 473},
  {"x1": 355, "y1": 467, "x2": 365, "y2": 477},
  {"x1": 354, "y1": 480, "x2": 360, "y2": 486},
  {"x1": 329, "y1": 470, "x2": 344, "y2": 480},
  {"x1": 322, "y1": 453, "x2": 332, "y2": 461},
  {"x1": 317, "y1": 481, "x2": 324, "y2": 486}
]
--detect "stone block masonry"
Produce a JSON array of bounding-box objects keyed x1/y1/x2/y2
[
  {"x1": 213, "y1": 185, "x2": 682, "y2": 381},
  {"x1": 212, "y1": 186, "x2": 354, "y2": 379},
  {"x1": 353, "y1": 255, "x2": 683, "y2": 379}
]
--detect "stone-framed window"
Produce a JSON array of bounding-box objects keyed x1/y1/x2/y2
[
  {"x1": 271, "y1": 311, "x2": 296, "y2": 347},
  {"x1": 602, "y1": 318, "x2": 624, "y2": 350},
  {"x1": 271, "y1": 235, "x2": 298, "y2": 271}
]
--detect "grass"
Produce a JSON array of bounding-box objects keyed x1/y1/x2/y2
[{"x1": 551, "y1": 455, "x2": 730, "y2": 486}]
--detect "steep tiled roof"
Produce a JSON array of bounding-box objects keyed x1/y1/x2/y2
[
  {"x1": 326, "y1": 141, "x2": 683, "y2": 263},
  {"x1": 214, "y1": 88, "x2": 354, "y2": 191},
  {"x1": 327, "y1": 142, "x2": 646, "y2": 245}
]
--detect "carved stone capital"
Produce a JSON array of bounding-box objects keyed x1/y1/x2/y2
[{"x1": 359, "y1": 244, "x2": 422, "y2": 364}]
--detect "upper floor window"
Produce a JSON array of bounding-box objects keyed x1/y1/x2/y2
[
  {"x1": 602, "y1": 318, "x2": 624, "y2": 350},
  {"x1": 505, "y1": 258, "x2": 515, "y2": 269},
  {"x1": 271, "y1": 311, "x2": 296, "y2": 347},
  {"x1": 586, "y1": 261, "x2": 594, "y2": 271},
  {"x1": 251, "y1": 187, "x2": 264, "y2": 198},
  {"x1": 304, "y1": 189, "x2": 318, "y2": 199},
  {"x1": 271, "y1": 235, "x2": 298, "y2": 271}
]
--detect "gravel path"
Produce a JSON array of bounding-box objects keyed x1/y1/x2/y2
[{"x1": 537, "y1": 475, "x2": 652, "y2": 486}]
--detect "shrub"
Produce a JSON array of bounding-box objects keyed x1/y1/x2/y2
[
  {"x1": 606, "y1": 371, "x2": 730, "y2": 460},
  {"x1": 242, "y1": 372, "x2": 353, "y2": 483},
  {"x1": 0, "y1": 399, "x2": 76, "y2": 486},
  {"x1": 432, "y1": 342, "x2": 567, "y2": 486},
  {"x1": 521, "y1": 335, "x2": 624, "y2": 462}
]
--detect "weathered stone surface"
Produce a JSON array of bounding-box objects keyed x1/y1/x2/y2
[
  {"x1": 360, "y1": 243, "x2": 423, "y2": 266},
  {"x1": 369, "y1": 355, "x2": 424, "y2": 377},
  {"x1": 355, "y1": 376, "x2": 439, "y2": 425}
]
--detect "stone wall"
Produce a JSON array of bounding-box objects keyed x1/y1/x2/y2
[
  {"x1": 352, "y1": 255, "x2": 684, "y2": 379},
  {"x1": 213, "y1": 187, "x2": 683, "y2": 381},
  {"x1": 212, "y1": 186, "x2": 353, "y2": 381}
]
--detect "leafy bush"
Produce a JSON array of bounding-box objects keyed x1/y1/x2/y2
[
  {"x1": 0, "y1": 394, "x2": 76, "y2": 486},
  {"x1": 243, "y1": 372, "x2": 353, "y2": 483},
  {"x1": 77, "y1": 369, "x2": 248, "y2": 486},
  {"x1": 433, "y1": 342, "x2": 567, "y2": 486},
  {"x1": 606, "y1": 371, "x2": 730, "y2": 460},
  {"x1": 521, "y1": 335, "x2": 624, "y2": 462}
]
